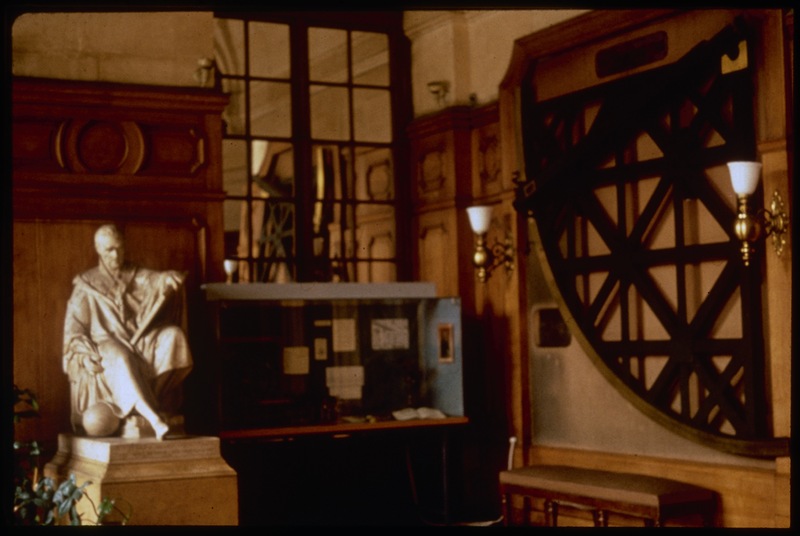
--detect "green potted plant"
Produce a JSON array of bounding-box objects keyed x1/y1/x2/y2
[{"x1": 13, "y1": 385, "x2": 131, "y2": 525}]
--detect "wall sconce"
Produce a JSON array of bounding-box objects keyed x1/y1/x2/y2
[
  {"x1": 223, "y1": 259, "x2": 238, "y2": 284},
  {"x1": 427, "y1": 80, "x2": 449, "y2": 107},
  {"x1": 467, "y1": 205, "x2": 515, "y2": 283},
  {"x1": 727, "y1": 161, "x2": 789, "y2": 266},
  {"x1": 194, "y1": 57, "x2": 216, "y2": 88}
]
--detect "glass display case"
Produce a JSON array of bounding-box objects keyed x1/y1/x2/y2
[{"x1": 202, "y1": 282, "x2": 465, "y2": 436}]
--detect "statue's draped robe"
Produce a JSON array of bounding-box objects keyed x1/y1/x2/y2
[{"x1": 63, "y1": 263, "x2": 192, "y2": 431}]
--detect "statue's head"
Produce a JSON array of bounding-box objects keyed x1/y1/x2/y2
[{"x1": 94, "y1": 224, "x2": 125, "y2": 275}]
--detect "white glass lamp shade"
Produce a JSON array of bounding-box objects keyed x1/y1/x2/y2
[
  {"x1": 727, "y1": 161, "x2": 762, "y2": 196},
  {"x1": 467, "y1": 205, "x2": 493, "y2": 234},
  {"x1": 223, "y1": 259, "x2": 238, "y2": 276}
]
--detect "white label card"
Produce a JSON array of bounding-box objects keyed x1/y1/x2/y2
[
  {"x1": 282, "y1": 346, "x2": 310, "y2": 375},
  {"x1": 314, "y1": 337, "x2": 328, "y2": 361},
  {"x1": 371, "y1": 318, "x2": 410, "y2": 350},
  {"x1": 332, "y1": 318, "x2": 357, "y2": 353}
]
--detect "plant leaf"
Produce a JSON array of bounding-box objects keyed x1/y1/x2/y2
[
  {"x1": 58, "y1": 498, "x2": 73, "y2": 517},
  {"x1": 97, "y1": 498, "x2": 115, "y2": 518}
]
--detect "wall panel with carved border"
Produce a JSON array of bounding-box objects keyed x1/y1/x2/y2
[
  {"x1": 471, "y1": 103, "x2": 507, "y2": 199},
  {"x1": 408, "y1": 107, "x2": 475, "y2": 301},
  {"x1": 409, "y1": 102, "x2": 524, "y2": 517}
]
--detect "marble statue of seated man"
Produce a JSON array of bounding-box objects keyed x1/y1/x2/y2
[{"x1": 62, "y1": 224, "x2": 193, "y2": 440}]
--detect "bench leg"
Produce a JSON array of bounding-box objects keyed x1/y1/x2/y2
[
  {"x1": 544, "y1": 499, "x2": 559, "y2": 526},
  {"x1": 593, "y1": 509, "x2": 608, "y2": 527},
  {"x1": 522, "y1": 496, "x2": 531, "y2": 525}
]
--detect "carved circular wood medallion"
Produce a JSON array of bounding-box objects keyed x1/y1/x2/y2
[{"x1": 60, "y1": 119, "x2": 145, "y2": 174}]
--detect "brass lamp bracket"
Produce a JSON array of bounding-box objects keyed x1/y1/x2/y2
[
  {"x1": 473, "y1": 231, "x2": 514, "y2": 283},
  {"x1": 735, "y1": 189, "x2": 789, "y2": 266},
  {"x1": 765, "y1": 189, "x2": 788, "y2": 258}
]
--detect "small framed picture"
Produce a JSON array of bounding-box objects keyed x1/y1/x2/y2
[
  {"x1": 533, "y1": 306, "x2": 571, "y2": 348},
  {"x1": 438, "y1": 323, "x2": 454, "y2": 363}
]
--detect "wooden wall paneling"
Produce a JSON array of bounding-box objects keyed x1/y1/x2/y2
[
  {"x1": 470, "y1": 103, "x2": 504, "y2": 198},
  {"x1": 12, "y1": 77, "x2": 229, "y2": 443},
  {"x1": 414, "y1": 135, "x2": 450, "y2": 207},
  {"x1": 408, "y1": 106, "x2": 473, "y2": 210},
  {"x1": 465, "y1": 101, "x2": 527, "y2": 469},
  {"x1": 12, "y1": 221, "x2": 57, "y2": 444},
  {"x1": 750, "y1": 10, "x2": 792, "y2": 528},
  {"x1": 468, "y1": 111, "x2": 527, "y2": 518},
  {"x1": 490, "y1": 198, "x2": 527, "y2": 459},
  {"x1": 417, "y1": 210, "x2": 460, "y2": 298},
  {"x1": 410, "y1": 106, "x2": 512, "y2": 519},
  {"x1": 749, "y1": 9, "x2": 793, "y2": 441},
  {"x1": 355, "y1": 208, "x2": 397, "y2": 283},
  {"x1": 408, "y1": 106, "x2": 475, "y2": 304},
  {"x1": 408, "y1": 99, "x2": 533, "y2": 518},
  {"x1": 13, "y1": 78, "x2": 228, "y2": 193}
]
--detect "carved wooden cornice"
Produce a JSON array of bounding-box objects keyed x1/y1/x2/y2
[{"x1": 12, "y1": 77, "x2": 230, "y2": 192}]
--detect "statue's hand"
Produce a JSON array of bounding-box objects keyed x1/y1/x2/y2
[
  {"x1": 80, "y1": 353, "x2": 104, "y2": 374},
  {"x1": 163, "y1": 271, "x2": 185, "y2": 293}
]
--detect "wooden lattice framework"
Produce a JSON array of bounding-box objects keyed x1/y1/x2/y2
[{"x1": 514, "y1": 19, "x2": 789, "y2": 457}]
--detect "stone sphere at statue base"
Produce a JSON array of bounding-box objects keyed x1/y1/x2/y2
[{"x1": 82, "y1": 402, "x2": 121, "y2": 437}]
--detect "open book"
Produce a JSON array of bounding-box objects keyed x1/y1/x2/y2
[{"x1": 391, "y1": 406, "x2": 447, "y2": 421}]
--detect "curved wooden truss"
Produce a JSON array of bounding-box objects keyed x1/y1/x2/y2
[{"x1": 514, "y1": 19, "x2": 788, "y2": 457}]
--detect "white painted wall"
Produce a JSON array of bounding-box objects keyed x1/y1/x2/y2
[
  {"x1": 11, "y1": 11, "x2": 214, "y2": 87},
  {"x1": 404, "y1": 9, "x2": 588, "y2": 116},
  {"x1": 11, "y1": 9, "x2": 586, "y2": 116}
]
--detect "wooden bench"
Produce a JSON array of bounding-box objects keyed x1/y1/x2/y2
[{"x1": 499, "y1": 464, "x2": 718, "y2": 527}]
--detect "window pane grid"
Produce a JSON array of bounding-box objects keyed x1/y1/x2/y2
[{"x1": 217, "y1": 14, "x2": 403, "y2": 282}]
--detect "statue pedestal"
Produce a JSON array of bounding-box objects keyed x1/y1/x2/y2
[{"x1": 45, "y1": 434, "x2": 238, "y2": 525}]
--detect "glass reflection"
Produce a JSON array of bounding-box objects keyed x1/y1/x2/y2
[
  {"x1": 310, "y1": 85, "x2": 349, "y2": 140},
  {"x1": 252, "y1": 141, "x2": 294, "y2": 198},
  {"x1": 354, "y1": 88, "x2": 391, "y2": 142},
  {"x1": 217, "y1": 15, "x2": 399, "y2": 285},
  {"x1": 249, "y1": 21, "x2": 290, "y2": 79},
  {"x1": 352, "y1": 31, "x2": 389, "y2": 86},
  {"x1": 214, "y1": 19, "x2": 245, "y2": 76},
  {"x1": 309, "y1": 28, "x2": 347, "y2": 83},
  {"x1": 221, "y1": 78, "x2": 245, "y2": 135},
  {"x1": 354, "y1": 147, "x2": 393, "y2": 201},
  {"x1": 250, "y1": 81, "x2": 292, "y2": 137}
]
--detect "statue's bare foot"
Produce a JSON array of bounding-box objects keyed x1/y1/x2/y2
[{"x1": 152, "y1": 419, "x2": 170, "y2": 440}]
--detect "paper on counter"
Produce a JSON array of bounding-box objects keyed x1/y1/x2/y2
[{"x1": 391, "y1": 406, "x2": 447, "y2": 420}]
